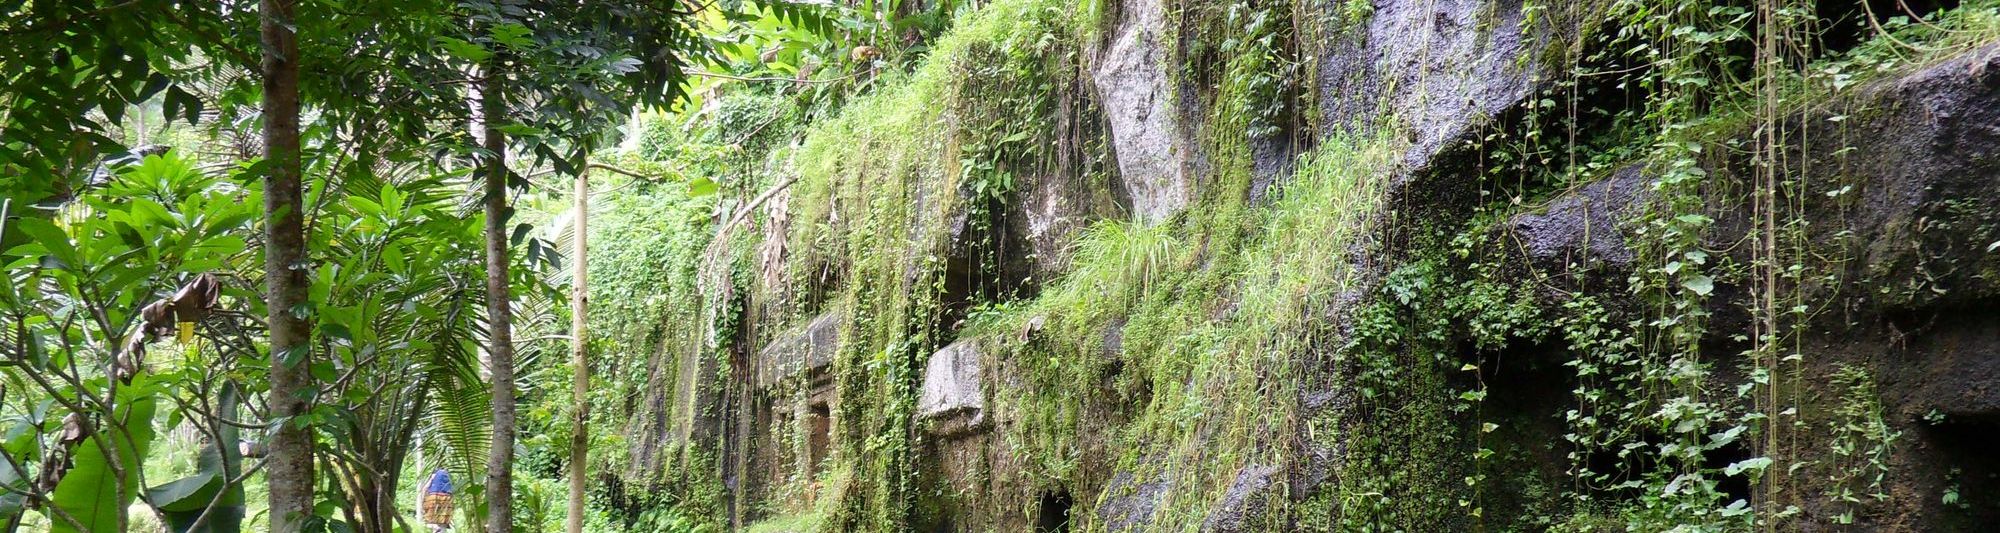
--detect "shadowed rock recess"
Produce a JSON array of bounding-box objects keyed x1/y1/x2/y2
[{"x1": 622, "y1": 0, "x2": 2000, "y2": 530}]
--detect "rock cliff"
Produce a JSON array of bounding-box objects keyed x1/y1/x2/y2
[{"x1": 625, "y1": 1, "x2": 2000, "y2": 530}]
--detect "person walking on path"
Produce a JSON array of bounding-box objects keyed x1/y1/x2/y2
[{"x1": 422, "y1": 469, "x2": 455, "y2": 531}]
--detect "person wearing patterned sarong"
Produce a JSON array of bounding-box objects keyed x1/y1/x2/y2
[{"x1": 421, "y1": 469, "x2": 454, "y2": 531}]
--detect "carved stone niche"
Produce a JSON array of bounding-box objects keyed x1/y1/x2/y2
[
  {"x1": 917, "y1": 338, "x2": 988, "y2": 438},
  {"x1": 754, "y1": 313, "x2": 844, "y2": 485},
  {"x1": 756, "y1": 313, "x2": 843, "y2": 394}
]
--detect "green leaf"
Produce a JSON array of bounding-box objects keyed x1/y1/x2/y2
[
  {"x1": 13, "y1": 218, "x2": 79, "y2": 269},
  {"x1": 160, "y1": 501, "x2": 244, "y2": 533},
  {"x1": 687, "y1": 176, "x2": 719, "y2": 197},
  {"x1": 438, "y1": 37, "x2": 492, "y2": 63},
  {"x1": 1724, "y1": 456, "x2": 1773, "y2": 476},
  {"x1": 489, "y1": 23, "x2": 535, "y2": 49},
  {"x1": 147, "y1": 470, "x2": 234, "y2": 513},
  {"x1": 1682, "y1": 275, "x2": 1714, "y2": 297},
  {"x1": 47, "y1": 396, "x2": 158, "y2": 533},
  {"x1": 496, "y1": 123, "x2": 545, "y2": 137},
  {"x1": 0, "y1": 451, "x2": 30, "y2": 518},
  {"x1": 1719, "y1": 499, "x2": 1752, "y2": 517},
  {"x1": 310, "y1": 361, "x2": 338, "y2": 383},
  {"x1": 382, "y1": 243, "x2": 407, "y2": 274},
  {"x1": 322, "y1": 322, "x2": 353, "y2": 343}
]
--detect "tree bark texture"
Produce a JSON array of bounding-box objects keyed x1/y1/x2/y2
[
  {"x1": 261, "y1": 0, "x2": 314, "y2": 529},
  {"x1": 481, "y1": 63, "x2": 518, "y2": 533}
]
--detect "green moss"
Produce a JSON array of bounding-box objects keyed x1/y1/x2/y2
[
  {"x1": 966, "y1": 131, "x2": 1404, "y2": 530},
  {"x1": 744, "y1": 510, "x2": 827, "y2": 533},
  {"x1": 767, "y1": 0, "x2": 1409, "y2": 522},
  {"x1": 610, "y1": 0, "x2": 2000, "y2": 530},
  {"x1": 761, "y1": 0, "x2": 1104, "y2": 529}
]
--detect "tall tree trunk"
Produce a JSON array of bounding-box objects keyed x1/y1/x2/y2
[
  {"x1": 566, "y1": 163, "x2": 589, "y2": 533},
  {"x1": 480, "y1": 63, "x2": 518, "y2": 533},
  {"x1": 260, "y1": 0, "x2": 314, "y2": 530}
]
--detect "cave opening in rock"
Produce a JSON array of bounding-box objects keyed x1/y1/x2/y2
[
  {"x1": 1457, "y1": 337, "x2": 1577, "y2": 525},
  {"x1": 1705, "y1": 438, "x2": 1755, "y2": 504},
  {"x1": 1576, "y1": 426, "x2": 1755, "y2": 505},
  {"x1": 1464, "y1": 337, "x2": 1761, "y2": 509},
  {"x1": 1815, "y1": 0, "x2": 1960, "y2": 57},
  {"x1": 1035, "y1": 490, "x2": 1073, "y2": 533},
  {"x1": 940, "y1": 198, "x2": 1037, "y2": 341},
  {"x1": 1914, "y1": 412, "x2": 2000, "y2": 525}
]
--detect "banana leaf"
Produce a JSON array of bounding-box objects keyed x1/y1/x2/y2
[
  {"x1": 147, "y1": 381, "x2": 244, "y2": 533},
  {"x1": 46, "y1": 390, "x2": 157, "y2": 533}
]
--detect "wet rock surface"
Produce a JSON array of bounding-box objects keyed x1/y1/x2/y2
[
  {"x1": 1475, "y1": 43, "x2": 2000, "y2": 531},
  {"x1": 1508, "y1": 165, "x2": 1651, "y2": 271},
  {"x1": 1096, "y1": 467, "x2": 1174, "y2": 532},
  {"x1": 1200, "y1": 464, "x2": 1282, "y2": 532},
  {"x1": 1318, "y1": 0, "x2": 1547, "y2": 173},
  {"x1": 695, "y1": 1, "x2": 2000, "y2": 528}
]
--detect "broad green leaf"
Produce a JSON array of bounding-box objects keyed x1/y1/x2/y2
[
  {"x1": 496, "y1": 123, "x2": 545, "y2": 137},
  {"x1": 382, "y1": 242, "x2": 408, "y2": 274},
  {"x1": 489, "y1": 22, "x2": 535, "y2": 49},
  {"x1": 13, "y1": 218, "x2": 78, "y2": 269},
  {"x1": 47, "y1": 396, "x2": 158, "y2": 533},
  {"x1": 148, "y1": 471, "x2": 227, "y2": 513},
  {"x1": 1682, "y1": 275, "x2": 1714, "y2": 297},
  {"x1": 1723, "y1": 456, "x2": 1774, "y2": 476},
  {"x1": 149, "y1": 426, "x2": 243, "y2": 532},
  {"x1": 0, "y1": 451, "x2": 29, "y2": 518},
  {"x1": 687, "y1": 176, "x2": 719, "y2": 197},
  {"x1": 438, "y1": 37, "x2": 492, "y2": 63}
]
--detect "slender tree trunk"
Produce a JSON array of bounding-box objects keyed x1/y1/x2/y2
[
  {"x1": 566, "y1": 162, "x2": 589, "y2": 533},
  {"x1": 480, "y1": 62, "x2": 518, "y2": 533},
  {"x1": 261, "y1": 0, "x2": 314, "y2": 530}
]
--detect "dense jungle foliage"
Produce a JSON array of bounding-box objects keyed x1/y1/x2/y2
[{"x1": 5, "y1": 0, "x2": 2000, "y2": 532}]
